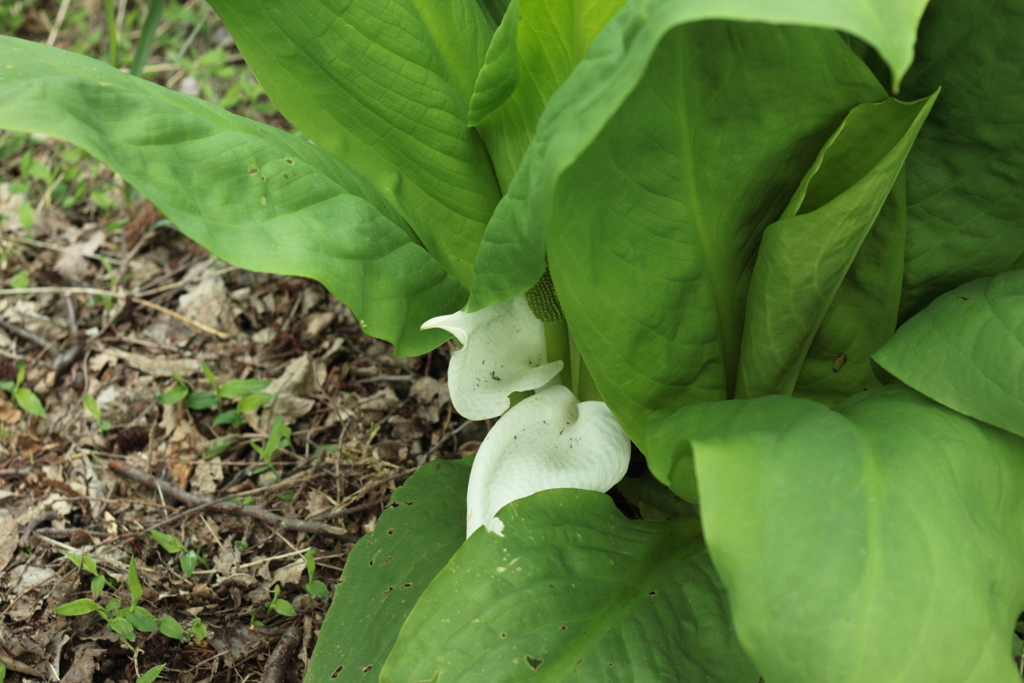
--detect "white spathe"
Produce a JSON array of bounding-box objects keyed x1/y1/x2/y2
[
  {"x1": 465, "y1": 385, "x2": 631, "y2": 537},
  {"x1": 421, "y1": 295, "x2": 563, "y2": 420}
]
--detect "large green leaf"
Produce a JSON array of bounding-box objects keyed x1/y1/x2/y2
[
  {"x1": 736, "y1": 94, "x2": 937, "y2": 401},
  {"x1": 207, "y1": 0, "x2": 502, "y2": 286},
  {"x1": 873, "y1": 270, "x2": 1024, "y2": 439},
  {"x1": 897, "y1": 0, "x2": 1024, "y2": 319},
  {"x1": 471, "y1": 0, "x2": 628, "y2": 189},
  {"x1": 792, "y1": 171, "x2": 906, "y2": 405},
  {"x1": 683, "y1": 386, "x2": 1024, "y2": 683},
  {"x1": 381, "y1": 489, "x2": 758, "y2": 683},
  {"x1": 306, "y1": 458, "x2": 473, "y2": 682},
  {"x1": 492, "y1": 19, "x2": 885, "y2": 447},
  {"x1": 0, "y1": 39, "x2": 462, "y2": 357},
  {"x1": 468, "y1": 0, "x2": 929, "y2": 311}
]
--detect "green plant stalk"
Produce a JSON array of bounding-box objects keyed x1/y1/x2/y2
[
  {"x1": 567, "y1": 329, "x2": 603, "y2": 402},
  {"x1": 103, "y1": 0, "x2": 118, "y2": 65},
  {"x1": 543, "y1": 319, "x2": 571, "y2": 390},
  {"x1": 130, "y1": 0, "x2": 165, "y2": 78}
]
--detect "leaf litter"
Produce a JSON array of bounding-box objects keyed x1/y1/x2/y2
[{"x1": 0, "y1": 141, "x2": 484, "y2": 683}]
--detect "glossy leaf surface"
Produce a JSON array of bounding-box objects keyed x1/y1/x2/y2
[
  {"x1": 736, "y1": 94, "x2": 936, "y2": 401},
  {"x1": 898, "y1": 0, "x2": 1024, "y2": 318},
  {"x1": 0, "y1": 37, "x2": 462, "y2": 356},
  {"x1": 306, "y1": 458, "x2": 472, "y2": 682},
  {"x1": 381, "y1": 489, "x2": 758, "y2": 683},
  {"x1": 873, "y1": 270, "x2": 1024, "y2": 438},
  {"x1": 208, "y1": 0, "x2": 502, "y2": 285},
  {"x1": 671, "y1": 386, "x2": 1024, "y2": 683}
]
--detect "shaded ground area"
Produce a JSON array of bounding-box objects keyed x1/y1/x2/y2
[{"x1": 0, "y1": 3, "x2": 481, "y2": 681}]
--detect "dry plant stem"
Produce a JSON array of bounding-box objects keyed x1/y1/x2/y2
[
  {"x1": 423, "y1": 418, "x2": 477, "y2": 459},
  {"x1": 19, "y1": 510, "x2": 58, "y2": 546},
  {"x1": 45, "y1": 0, "x2": 72, "y2": 45},
  {"x1": 0, "y1": 467, "x2": 33, "y2": 477},
  {"x1": 0, "y1": 645, "x2": 44, "y2": 677},
  {"x1": 31, "y1": 527, "x2": 113, "y2": 539},
  {"x1": 0, "y1": 287, "x2": 229, "y2": 339},
  {"x1": 262, "y1": 626, "x2": 301, "y2": 683},
  {"x1": 0, "y1": 316, "x2": 53, "y2": 350},
  {"x1": 107, "y1": 459, "x2": 359, "y2": 540}
]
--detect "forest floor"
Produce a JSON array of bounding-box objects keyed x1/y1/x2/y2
[{"x1": 0, "y1": 2, "x2": 482, "y2": 681}]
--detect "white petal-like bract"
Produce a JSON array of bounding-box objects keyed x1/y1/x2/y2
[
  {"x1": 465, "y1": 385, "x2": 631, "y2": 537},
  {"x1": 421, "y1": 295, "x2": 563, "y2": 420}
]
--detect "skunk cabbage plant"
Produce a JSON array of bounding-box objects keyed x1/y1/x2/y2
[{"x1": 2, "y1": 0, "x2": 1023, "y2": 680}]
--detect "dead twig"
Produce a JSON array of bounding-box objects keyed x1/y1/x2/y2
[
  {"x1": 423, "y1": 418, "x2": 477, "y2": 459},
  {"x1": 19, "y1": 510, "x2": 58, "y2": 546},
  {"x1": 0, "y1": 467, "x2": 33, "y2": 477},
  {"x1": 0, "y1": 287, "x2": 230, "y2": 339},
  {"x1": 261, "y1": 626, "x2": 301, "y2": 683},
  {"x1": 0, "y1": 316, "x2": 53, "y2": 351},
  {"x1": 107, "y1": 459, "x2": 359, "y2": 540}
]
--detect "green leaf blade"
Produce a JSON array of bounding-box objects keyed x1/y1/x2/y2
[
  {"x1": 0, "y1": 37, "x2": 464, "y2": 356},
  {"x1": 54, "y1": 598, "x2": 103, "y2": 617},
  {"x1": 688, "y1": 386, "x2": 1024, "y2": 683},
  {"x1": 13, "y1": 387, "x2": 46, "y2": 418},
  {"x1": 873, "y1": 270, "x2": 1024, "y2": 438},
  {"x1": 184, "y1": 391, "x2": 218, "y2": 411},
  {"x1": 218, "y1": 378, "x2": 271, "y2": 399},
  {"x1": 149, "y1": 530, "x2": 185, "y2": 554},
  {"x1": 127, "y1": 557, "x2": 142, "y2": 607},
  {"x1": 206, "y1": 0, "x2": 503, "y2": 286},
  {"x1": 518, "y1": 20, "x2": 886, "y2": 447},
  {"x1": 736, "y1": 93, "x2": 937, "y2": 401},
  {"x1": 898, "y1": 0, "x2": 1024, "y2": 319},
  {"x1": 467, "y1": 0, "x2": 521, "y2": 127},
  {"x1": 159, "y1": 615, "x2": 185, "y2": 641},
  {"x1": 380, "y1": 489, "x2": 757, "y2": 683},
  {"x1": 136, "y1": 664, "x2": 165, "y2": 683},
  {"x1": 306, "y1": 458, "x2": 473, "y2": 682}
]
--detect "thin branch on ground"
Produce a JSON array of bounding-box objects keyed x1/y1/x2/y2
[
  {"x1": 0, "y1": 286, "x2": 229, "y2": 339},
  {"x1": 0, "y1": 316, "x2": 54, "y2": 351},
  {"x1": 262, "y1": 626, "x2": 302, "y2": 683},
  {"x1": 107, "y1": 459, "x2": 360, "y2": 540}
]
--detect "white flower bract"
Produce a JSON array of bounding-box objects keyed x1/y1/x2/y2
[
  {"x1": 421, "y1": 294, "x2": 563, "y2": 420},
  {"x1": 464, "y1": 385, "x2": 631, "y2": 537}
]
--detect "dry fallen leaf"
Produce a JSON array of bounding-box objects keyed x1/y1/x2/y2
[
  {"x1": 0, "y1": 514, "x2": 18, "y2": 572},
  {"x1": 55, "y1": 231, "x2": 104, "y2": 282},
  {"x1": 105, "y1": 347, "x2": 203, "y2": 377}
]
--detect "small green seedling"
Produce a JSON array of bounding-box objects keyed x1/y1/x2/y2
[
  {"x1": 54, "y1": 556, "x2": 185, "y2": 644},
  {"x1": 157, "y1": 372, "x2": 190, "y2": 406},
  {"x1": 251, "y1": 415, "x2": 291, "y2": 480},
  {"x1": 82, "y1": 394, "x2": 112, "y2": 433},
  {"x1": 136, "y1": 664, "x2": 165, "y2": 683},
  {"x1": 303, "y1": 548, "x2": 329, "y2": 601},
  {"x1": 267, "y1": 583, "x2": 296, "y2": 618},
  {"x1": 149, "y1": 529, "x2": 209, "y2": 576},
  {"x1": 159, "y1": 363, "x2": 273, "y2": 428},
  {"x1": 62, "y1": 551, "x2": 111, "y2": 598},
  {"x1": 8, "y1": 269, "x2": 29, "y2": 288},
  {"x1": 0, "y1": 361, "x2": 46, "y2": 418},
  {"x1": 191, "y1": 617, "x2": 208, "y2": 642}
]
